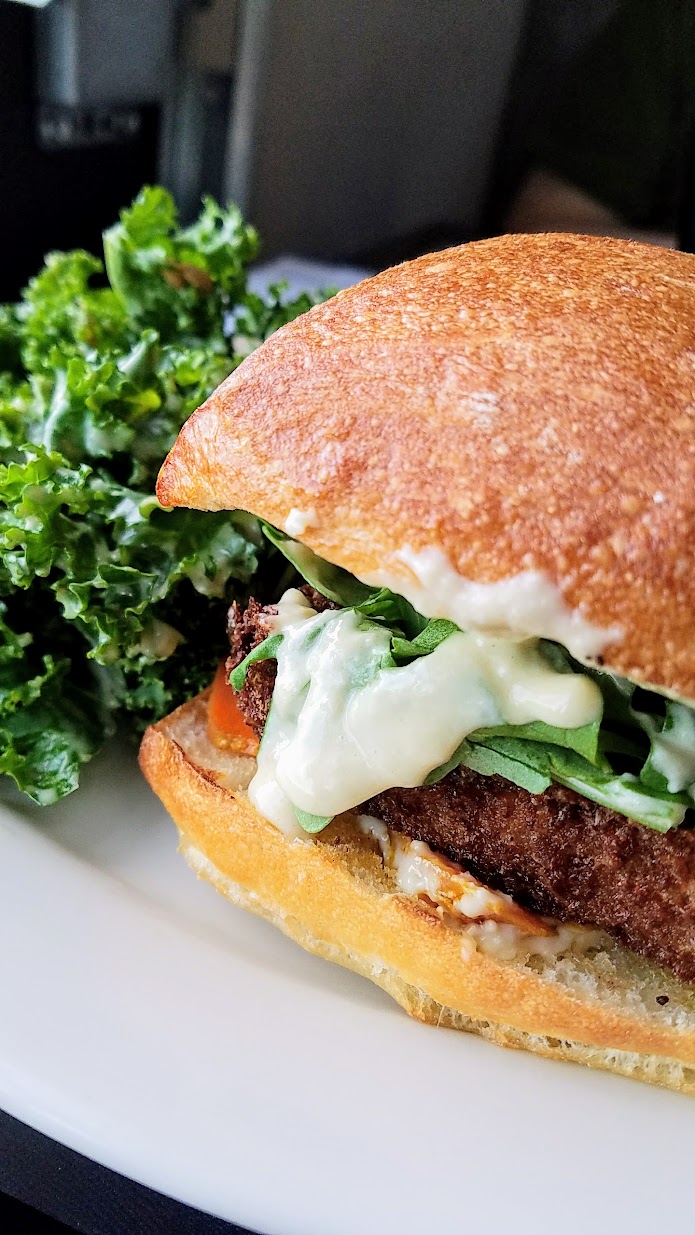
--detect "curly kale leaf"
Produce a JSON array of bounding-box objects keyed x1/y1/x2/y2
[
  {"x1": 103, "y1": 187, "x2": 260, "y2": 342},
  {"x1": 0, "y1": 187, "x2": 329, "y2": 802},
  {"x1": 0, "y1": 596, "x2": 108, "y2": 804}
]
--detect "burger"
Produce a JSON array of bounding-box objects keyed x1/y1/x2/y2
[{"x1": 139, "y1": 231, "x2": 695, "y2": 1095}]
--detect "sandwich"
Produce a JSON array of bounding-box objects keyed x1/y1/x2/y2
[{"x1": 140, "y1": 231, "x2": 695, "y2": 1095}]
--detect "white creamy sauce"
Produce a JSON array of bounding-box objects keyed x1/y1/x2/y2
[
  {"x1": 361, "y1": 545, "x2": 620, "y2": 660},
  {"x1": 248, "y1": 589, "x2": 318, "y2": 837},
  {"x1": 247, "y1": 588, "x2": 602, "y2": 835},
  {"x1": 467, "y1": 919, "x2": 604, "y2": 963},
  {"x1": 390, "y1": 837, "x2": 443, "y2": 901},
  {"x1": 284, "y1": 507, "x2": 318, "y2": 537},
  {"x1": 135, "y1": 618, "x2": 182, "y2": 659},
  {"x1": 387, "y1": 836, "x2": 512, "y2": 922},
  {"x1": 358, "y1": 824, "x2": 529, "y2": 924},
  {"x1": 357, "y1": 820, "x2": 604, "y2": 961},
  {"x1": 266, "y1": 587, "x2": 317, "y2": 633},
  {"x1": 186, "y1": 560, "x2": 232, "y2": 598},
  {"x1": 454, "y1": 884, "x2": 504, "y2": 920},
  {"x1": 356, "y1": 814, "x2": 392, "y2": 862},
  {"x1": 650, "y1": 703, "x2": 695, "y2": 795}
]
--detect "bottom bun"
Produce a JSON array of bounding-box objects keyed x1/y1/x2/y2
[{"x1": 139, "y1": 693, "x2": 695, "y2": 1096}]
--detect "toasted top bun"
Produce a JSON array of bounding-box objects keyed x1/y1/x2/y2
[{"x1": 158, "y1": 232, "x2": 695, "y2": 698}]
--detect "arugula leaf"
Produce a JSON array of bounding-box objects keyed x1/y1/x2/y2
[
  {"x1": 471, "y1": 718, "x2": 602, "y2": 765},
  {"x1": 229, "y1": 633, "x2": 284, "y2": 692},
  {"x1": 391, "y1": 619, "x2": 461, "y2": 660},
  {"x1": 294, "y1": 806, "x2": 333, "y2": 834},
  {"x1": 423, "y1": 738, "x2": 474, "y2": 786},
  {"x1": 260, "y1": 523, "x2": 426, "y2": 637},
  {"x1": 460, "y1": 736, "x2": 689, "y2": 831},
  {"x1": 462, "y1": 733, "x2": 688, "y2": 830},
  {"x1": 460, "y1": 743, "x2": 552, "y2": 795},
  {"x1": 353, "y1": 589, "x2": 426, "y2": 638},
  {"x1": 261, "y1": 523, "x2": 373, "y2": 605},
  {"x1": 580, "y1": 671, "x2": 695, "y2": 800},
  {"x1": 548, "y1": 749, "x2": 689, "y2": 832}
]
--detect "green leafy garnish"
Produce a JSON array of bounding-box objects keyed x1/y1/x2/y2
[
  {"x1": 229, "y1": 633, "x2": 284, "y2": 692},
  {"x1": 471, "y1": 719, "x2": 602, "y2": 765},
  {"x1": 294, "y1": 806, "x2": 334, "y2": 833},
  {"x1": 0, "y1": 599, "x2": 106, "y2": 804},
  {"x1": 458, "y1": 742, "x2": 553, "y2": 795},
  {"x1": 260, "y1": 523, "x2": 426, "y2": 638},
  {"x1": 261, "y1": 523, "x2": 375, "y2": 607},
  {"x1": 391, "y1": 619, "x2": 459, "y2": 660},
  {"x1": 0, "y1": 187, "x2": 329, "y2": 803}
]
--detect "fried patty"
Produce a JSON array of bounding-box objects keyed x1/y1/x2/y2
[{"x1": 227, "y1": 595, "x2": 695, "y2": 982}]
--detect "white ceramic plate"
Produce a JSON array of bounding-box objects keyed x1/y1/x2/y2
[{"x1": 0, "y1": 742, "x2": 693, "y2": 1235}]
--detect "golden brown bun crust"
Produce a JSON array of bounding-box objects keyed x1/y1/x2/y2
[
  {"x1": 140, "y1": 694, "x2": 695, "y2": 1096},
  {"x1": 158, "y1": 233, "x2": 695, "y2": 698}
]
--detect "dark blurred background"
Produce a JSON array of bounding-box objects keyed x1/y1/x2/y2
[
  {"x1": 3, "y1": 0, "x2": 671, "y2": 300},
  {"x1": 2, "y1": 0, "x2": 694, "y2": 285}
]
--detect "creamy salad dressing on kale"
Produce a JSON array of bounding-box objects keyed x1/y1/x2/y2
[{"x1": 0, "y1": 188, "x2": 328, "y2": 804}]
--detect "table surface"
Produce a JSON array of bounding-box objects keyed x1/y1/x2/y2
[{"x1": 0, "y1": 1110, "x2": 256, "y2": 1234}]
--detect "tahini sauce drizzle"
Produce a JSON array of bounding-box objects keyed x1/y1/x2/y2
[{"x1": 248, "y1": 588, "x2": 602, "y2": 837}]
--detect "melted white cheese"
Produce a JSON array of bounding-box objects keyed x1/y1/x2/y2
[
  {"x1": 650, "y1": 703, "x2": 695, "y2": 794},
  {"x1": 362, "y1": 545, "x2": 620, "y2": 660},
  {"x1": 248, "y1": 589, "x2": 602, "y2": 835}
]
